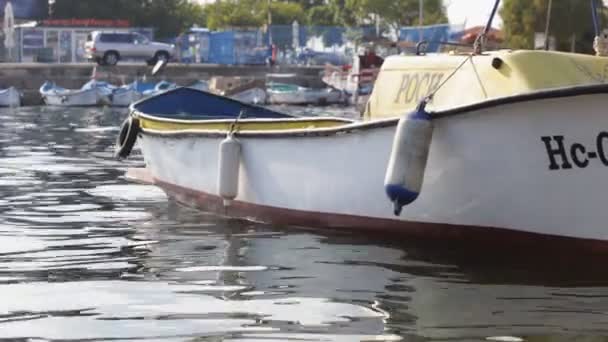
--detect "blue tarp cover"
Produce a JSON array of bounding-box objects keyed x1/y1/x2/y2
[{"x1": 133, "y1": 87, "x2": 292, "y2": 120}]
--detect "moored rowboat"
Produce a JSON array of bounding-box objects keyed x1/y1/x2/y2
[
  {"x1": 40, "y1": 80, "x2": 110, "y2": 107},
  {"x1": 0, "y1": 87, "x2": 20, "y2": 107},
  {"x1": 266, "y1": 82, "x2": 344, "y2": 105}
]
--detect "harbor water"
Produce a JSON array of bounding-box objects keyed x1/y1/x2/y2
[{"x1": 2, "y1": 106, "x2": 608, "y2": 341}]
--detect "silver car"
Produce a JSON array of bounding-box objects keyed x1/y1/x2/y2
[{"x1": 84, "y1": 31, "x2": 175, "y2": 66}]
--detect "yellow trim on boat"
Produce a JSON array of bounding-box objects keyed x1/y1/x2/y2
[
  {"x1": 137, "y1": 114, "x2": 352, "y2": 132},
  {"x1": 366, "y1": 50, "x2": 608, "y2": 119}
]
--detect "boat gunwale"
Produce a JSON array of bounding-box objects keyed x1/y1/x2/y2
[
  {"x1": 40, "y1": 86, "x2": 100, "y2": 97},
  {"x1": 138, "y1": 83, "x2": 608, "y2": 138},
  {"x1": 136, "y1": 111, "x2": 362, "y2": 138}
]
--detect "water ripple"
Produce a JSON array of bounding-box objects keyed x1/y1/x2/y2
[{"x1": 3, "y1": 106, "x2": 608, "y2": 341}]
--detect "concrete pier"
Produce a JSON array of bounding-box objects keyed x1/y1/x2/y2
[{"x1": 0, "y1": 63, "x2": 326, "y2": 106}]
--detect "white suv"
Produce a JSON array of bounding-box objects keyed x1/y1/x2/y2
[{"x1": 84, "y1": 31, "x2": 175, "y2": 66}]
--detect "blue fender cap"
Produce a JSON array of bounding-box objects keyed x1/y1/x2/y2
[{"x1": 385, "y1": 184, "x2": 419, "y2": 207}]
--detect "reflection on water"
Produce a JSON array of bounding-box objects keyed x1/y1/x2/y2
[{"x1": 1, "y1": 106, "x2": 608, "y2": 341}]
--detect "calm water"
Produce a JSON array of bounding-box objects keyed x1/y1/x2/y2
[{"x1": 2, "y1": 106, "x2": 608, "y2": 341}]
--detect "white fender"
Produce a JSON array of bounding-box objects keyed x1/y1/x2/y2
[
  {"x1": 384, "y1": 101, "x2": 433, "y2": 215},
  {"x1": 217, "y1": 135, "x2": 241, "y2": 205}
]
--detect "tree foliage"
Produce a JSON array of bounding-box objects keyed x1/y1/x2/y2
[
  {"x1": 501, "y1": 0, "x2": 606, "y2": 52},
  {"x1": 303, "y1": 0, "x2": 446, "y2": 28},
  {"x1": 204, "y1": 0, "x2": 304, "y2": 30},
  {"x1": 345, "y1": 0, "x2": 446, "y2": 31},
  {"x1": 51, "y1": 0, "x2": 448, "y2": 40}
]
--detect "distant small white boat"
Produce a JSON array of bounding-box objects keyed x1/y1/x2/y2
[
  {"x1": 188, "y1": 80, "x2": 265, "y2": 105},
  {"x1": 232, "y1": 87, "x2": 267, "y2": 105},
  {"x1": 142, "y1": 81, "x2": 177, "y2": 97},
  {"x1": 188, "y1": 80, "x2": 209, "y2": 92},
  {"x1": 266, "y1": 82, "x2": 344, "y2": 105},
  {"x1": 0, "y1": 87, "x2": 20, "y2": 107},
  {"x1": 111, "y1": 86, "x2": 143, "y2": 107},
  {"x1": 40, "y1": 80, "x2": 110, "y2": 107}
]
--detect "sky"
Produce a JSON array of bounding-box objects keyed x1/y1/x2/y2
[{"x1": 444, "y1": 0, "x2": 503, "y2": 28}]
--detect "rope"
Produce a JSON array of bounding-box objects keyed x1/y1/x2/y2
[
  {"x1": 425, "y1": 54, "x2": 472, "y2": 102},
  {"x1": 228, "y1": 109, "x2": 246, "y2": 137},
  {"x1": 469, "y1": 57, "x2": 488, "y2": 98}
]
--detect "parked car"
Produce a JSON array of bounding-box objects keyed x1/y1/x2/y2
[{"x1": 84, "y1": 31, "x2": 175, "y2": 66}]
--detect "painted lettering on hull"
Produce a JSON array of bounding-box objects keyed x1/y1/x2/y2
[
  {"x1": 541, "y1": 134, "x2": 608, "y2": 170},
  {"x1": 394, "y1": 72, "x2": 445, "y2": 104}
]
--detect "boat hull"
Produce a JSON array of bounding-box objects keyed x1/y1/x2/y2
[
  {"x1": 0, "y1": 87, "x2": 20, "y2": 107},
  {"x1": 42, "y1": 88, "x2": 106, "y2": 107},
  {"x1": 232, "y1": 88, "x2": 267, "y2": 105},
  {"x1": 267, "y1": 89, "x2": 343, "y2": 105},
  {"x1": 112, "y1": 89, "x2": 142, "y2": 107},
  {"x1": 136, "y1": 88, "x2": 608, "y2": 246}
]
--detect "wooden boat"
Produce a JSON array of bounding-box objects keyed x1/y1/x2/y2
[
  {"x1": 111, "y1": 85, "x2": 142, "y2": 107},
  {"x1": 40, "y1": 80, "x2": 110, "y2": 107},
  {"x1": 266, "y1": 82, "x2": 344, "y2": 105},
  {"x1": 322, "y1": 53, "x2": 381, "y2": 109},
  {"x1": 116, "y1": 0, "x2": 608, "y2": 251},
  {"x1": 189, "y1": 80, "x2": 266, "y2": 105},
  {"x1": 0, "y1": 87, "x2": 20, "y2": 107},
  {"x1": 117, "y1": 46, "x2": 608, "y2": 252},
  {"x1": 145, "y1": 81, "x2": 177, "y2": 96},
  {"x1": 108, "y1": 80, "x2": 177, "y2": 107},
  {"x1": 230, "y1": 87, "x2": 266, "y2": 105},
  {"x1": 187, "y1": 80, "x2": 209, "y2": 91}
]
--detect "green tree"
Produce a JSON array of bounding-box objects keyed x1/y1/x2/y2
[
  {"x1": 500, "y1": 0, "x2": 536, "y2": 48},
  {"x1": 501, "y1": 0, "x2": 606, "y2": 52},
  {"x1": 139, "y1": 0, "x2": 207, "y2": 38},
  {"x1": 284, "y1": 0, "x2": 325, "y2": 10},
  {"x1": 328, "y1": 0, "x2": 358, "y2": 27},
  {"x1": 306, "y1": 5, "x2": 338, "y2": 26},
  {"x1": 204, "y1": 0, "x2": 303, "y2": 29},
  {"x1": 270, "y1": 2, "x2": 305, "y2": 25},
  {"x1": 204, "y1": 0, "x2": 263, "y2": 30},
  {"x1": 344, "y1": 0, "x2": 447, "y2": 32}
]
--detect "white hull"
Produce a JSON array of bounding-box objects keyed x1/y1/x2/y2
[
  {"x1": 112, "y1": 89, "x2": 143, "y2": 107},
  {"x1": 322, "y1": 67, "x2": 379, "y2": 94},
  {"x1": 0, "y1": 87, "x2": 20, "y2": 107},
  {"x1": 322, "y1": 72, "x2": 358, "y2": 94},
  {"x1": 267, "y1": 89, "x2": 343, "y2": 105},
  {"x1": 232, "y1": 88, "x2": 266, "y2": 105},
  {"x1": 137, "y1": 89, "x2": 608, "y2": 243},
  {"x1": 42, "y1": 88, "x2": 106, "y2": 107}
]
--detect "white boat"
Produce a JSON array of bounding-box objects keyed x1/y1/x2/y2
[
  {"x1": 231, "y1": 87, "x2": 266, "y2": 105},
  {"x1": 40, "y1": 80, "x2": 110, "y2": 107},
  {"x1": 0, "y1": 87, "x2": 20, "y2": 107},
  {"x1": 111, "y1": 87, "x2": 142, "y2": 107},
  {"x1": 188, "y1": 80, "x2": 265, "y2": 105},
  {"x1": 266, "y1": 82, "x2": 344, "y2": 105},
  {"x1": 109, "y1": 80, "x2": 169, "y2": 107},
  {"x1": 188, "y1": 80, "x2": 209, "y2": 91},
  {"x1": 142, "y1": 80, "x2": 176, "y2": 97},
  {"x1": 116, "y1": 46, "x2": 608, "y2": 253},
  {"x1": 323, "y1": 52, "x2": 380, "y2": 109}
]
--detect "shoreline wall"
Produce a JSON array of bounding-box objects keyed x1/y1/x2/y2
[{"x1": 0, "y1": 63, "x2": 326, "y2": 106}]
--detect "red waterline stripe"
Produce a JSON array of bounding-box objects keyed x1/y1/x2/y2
[{"x1": 126, "y1": 168, "x2": 608, "y2": 255}]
